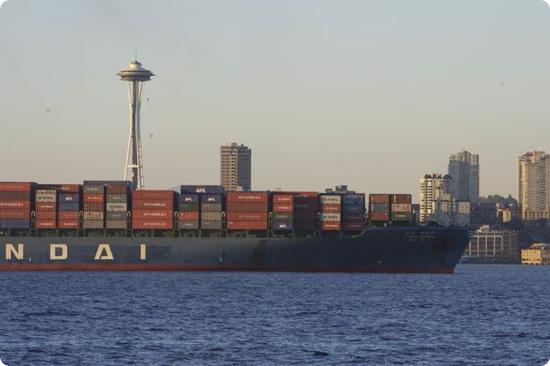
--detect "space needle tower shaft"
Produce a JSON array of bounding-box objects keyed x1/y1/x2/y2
[{"x1": 117, "y1": 60, "x2": 154, "y2": 189}]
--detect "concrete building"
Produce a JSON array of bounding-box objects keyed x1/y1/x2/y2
[
  {"x1": 521, "y1": 243, "x2": 550, "y2": 265},
  {"x1": 419, "y1": 174, "x2": 453, "y2": 224},
  {"x1": 220, "y1": 143, "x2": 252, "y2": 191},
  {"x1": 465, "y1": 226, "x2": 520, "y2": 263},
  {"x1": 448, "y1": 150, "x2": 480, "y2": 203},
  {"x1": 518, "y1": 151, "x2": 550, "y2": 221}
]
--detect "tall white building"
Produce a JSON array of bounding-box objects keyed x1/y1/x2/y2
[
  {"x1": 419, "y1": 174, "x2": 453, "y2": 224},
  {"x1": 518, "y1": 151, "x2": 550, "y2": 221},
  {"x1": 448, "y1": 150, "x2": 480, "y2": 203}
]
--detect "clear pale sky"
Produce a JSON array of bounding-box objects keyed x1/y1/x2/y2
[{"x1": 1, "y1": 0, "x2": 550, "y2": 200}]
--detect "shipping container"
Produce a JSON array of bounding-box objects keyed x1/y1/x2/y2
[
  {"x1": 369, "y1": 212, "x2": 390, "y2": 221},
  {"x1": 0, "y1": 211, "x2": 30, "y2": 219},
  {"x1": 83, "y1": 185, "x2": 105, "y2": 194},
  {"x1": 106, "y1": 194, "x2": 127, "y2": 203},
  {"x1": 84, "y1": 212, "x2": 104, "y2": 220},
  {"x1": 0, "y1": 201, "x2": 31, "y2": 210},
  {"x1": 0, "y1": 219, "x2": 30, "y2": 229},
  {"x1": 273, "y1": 203, "x2": 293, "y2": 213},
  {"x1": 36, "y1": 202, "x2": 56, "y2": 211},
  {"x1": 83, "y1": 220, "x2": 104, "y2": 229},
  {"x1": 106, "y1": 212, "x2": 127, "y2": 220},
  {"x1": 0, "y1": 182, "x2": 33, "y2": 192},
  {"x1": 273, "y1": 194, "x2": 294, "y2": 204},
  {"x1": 179, "y1": 194, "x2": 200, "y2": 203},
  {"x1": 200, "y1": 194, "x2": 222, "y2": 204},
  {"x1": 106, "y1": 203, "x2": 127, "y2": 212},
  {"x1": 178, "y1": 212, "x2": 200, "y2": 221},
  {"x1": 132, "y1": 201, "x2": 172, "y2": 210},
  {"x1": 36, "y1": 211, "x2": 56, "y2": 220},
  {"x1": 321, "y1": 222, "x2": 341, "y2": 231},
  {"x1": 201, "y1": 220, "x2": 223, "y2": 230},
  {"x1": 83, "y1": 203, "x2": 104, "y2": 211},
  {"x1": 272, "y1": 212, "x2": 293, "y2": 221},
  {"x1": 36, "y1": 220, "x2": 56, "y2": 229},
  {"x1": 370, "y1": 203, "x2": 390, "y2": 212},
  {"x1": 179, "y1": 202, "x2": 199, "y2": 212},
  {"x1": 180, "y1": 185, "x2": 224, "y2": 194},
  {"x1": 35, "y1": 190, "x2": 56, "y2": 203},
  {"x1": 201, "y1": 211, "x2": 222, "y2": 221},
  {"x1": 58, "y1": 193, "x2": 80, "y2": 203},
  {"x1": 272, "y1": 221, "x2": 294, "y2": 231},
  {"x1": 320, "y1": 195, "x2": 341, "y2": 205},
  {"x1": 391, "y1": 203, "x2": 412, "y2": 213},
  {"x1": 370, "y1": 194, "x2": 391, "y2": 204},
  {"x1": 201, "y1": 203, "x2": 222, "y2": 212},
  {"x1": 58, "y1": 220, "x2": 79, "y2": 229},
  {"x1": 59, "y1": 202, "x2": 80, "y2": 211},
  {"x1": 106, "y1": 220, "x2": 127, "y2": 229},
  {"x1": 321, "y1": 203, "x2": 341, "y2": 214},
  {"x1": 84, "y1": 194, "x2": 105, "y2": 203},
  {"x1": 392, "y1": 212, "x2": 413, "y2": 221},
  {"x1": 178, "y1": 221, "x2": 199, "y2": 230},
  {"x1": 132, "y1": 210, "x2": 173, "y2": 220},
  {"x1": 58, "y1": 211, "x2": 79, "y2": 220},
  {"x1": 133, "y1": 190, "x2": 175, "y2": 201},
  {"x1": 58, "y1": 184, "x2": 81, "y2": 193},
  {"x1": 226, "y1": 221, "x2": 267, "y2": 231},
  {"x1": 0, "y1": 192, "x2": 30, "y2": 200},
  {"x1": 227, "y1": 212, "x2": 268, "y2": 222},
  {"x1": 391, "y1": 194, "x2": 412, "y2": 204},
  {"x1": 132, "y1": 219, "x2": 173, "y2": 230}
]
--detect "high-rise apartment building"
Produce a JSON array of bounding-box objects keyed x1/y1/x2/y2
[
  {"x1": 419, "y1": 174, "x2": 453, "y2": 224},
  {"x1": 448, "y1": 150, "x2": 480, "y2": 203},
  {"x1": 518, "y1": 151, "x2": 550, "y2": 221},
  {"x1": 220, "y1": 143, "x2": 252, "y2": 191}
]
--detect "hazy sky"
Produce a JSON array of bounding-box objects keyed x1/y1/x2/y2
[{"x1": 1, "y1": 0, "x2": 550, "y2": 200}]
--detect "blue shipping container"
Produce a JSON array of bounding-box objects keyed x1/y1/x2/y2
[
  {"x1": 201, "y1": 194, "x2": 222, "y2": 204},
  {"x1": 58, "y1": 202, "x2": 80, "y2": 211},
  {"x1": 0, "y1": 219, "x2": 30, "y2": 229},
  {"x1": 58, "y1": 193, "x2": 80, "y2": 203},
  {"x1": 179, "y1": 194, "x2": 199, "y2": 203},
  {"x1": 181, "y1": 185, "x2": 224, "y2": 194}
]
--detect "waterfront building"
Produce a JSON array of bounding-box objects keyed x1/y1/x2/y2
[
  {"x1": 521, "y1": 243, "x2": 550, "y2": 265},
  {"x1": 517, "y1": 151, "x2": 550, "y2": 221},
  {"x1": 448, "y1": 150, "x2": 480, "y2": 203},
  {"x1": 464, "y1": 226, "x2": 520, "y2": 263},
  {"x1": 220, "y1": 143, "x2": 252, "y2": 191}
]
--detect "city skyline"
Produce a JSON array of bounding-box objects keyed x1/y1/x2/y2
[{"x1": 1, "y1": 1, "x2": 550, "y2": 200}]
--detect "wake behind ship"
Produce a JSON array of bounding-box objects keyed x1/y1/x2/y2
[{"x1": 0, "y1": 182, "x2": 469, "y2": 273}]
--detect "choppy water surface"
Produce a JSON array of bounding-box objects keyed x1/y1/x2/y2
[{"x1": 1, "y1": 265, "x2": 549, "y2": 365}]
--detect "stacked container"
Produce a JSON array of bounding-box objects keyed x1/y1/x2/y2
[
  {"x1": 0, "y1": 182, "x2": 32, "y2": 229},
  {"x1": 35, "y1": 188, "x2": 57, "y2": 229},
  {"x1": 272, "y1": 194, "x2": 294, "y2": 231},
  {"x1": 292, "y1": 192, "x2": 319, "y2": 231},
  {"x1": 391, "y1": 194, "x2": 413, "y2": 223},
  {"x1": 83, "y1": 184, "x2": 105, "y2": 229},
  {"x1": 320, "y1": 194, "x2": 341, "y2": 231},
  {"x1": 342, "y1": 193, "x2": 365, "y2": 232},
  {"x1": 132, "y1": 190, "x2": 176, "y2": 230},
  {"x1": 178, "y1": 193, "x2": 200, "y2": 230},
  {"x1": 57, "y1": 184, "x2": 81, "y2": 229},
  {"x1": 226, "y1": 192, "x2": 268, "y2": 230},
  {"x1": 369, "y1": 194, "x2": 391, "y2": 222},
  {"x1": 105, "y1": 182, "x2": 131, "y2": 229},
  {"x1": 200, "y1": 193, "x2": 223, "y2": 230}
]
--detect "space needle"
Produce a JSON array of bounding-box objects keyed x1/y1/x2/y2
[{"x1": 118, "y1": 59, "x2": 154, "y2": 190}]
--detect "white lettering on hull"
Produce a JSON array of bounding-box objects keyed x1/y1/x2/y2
[
  {"x1": 94, "y1": 244, "x2": 114, "y2": 261},
  {"x1": 5, "y1": 243, "x2": 24, "y2": 260},
  {"x1": 50, "y1": 244, "x2": 68, "y2": 260}
]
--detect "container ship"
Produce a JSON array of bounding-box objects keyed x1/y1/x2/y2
[{"x1": 0, "y1": 182, "x2": 469, "y2": 273}]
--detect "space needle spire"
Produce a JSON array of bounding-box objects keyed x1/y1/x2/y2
[{"x1": 117, "y1": 58, "x2": 154, "y2": 189}]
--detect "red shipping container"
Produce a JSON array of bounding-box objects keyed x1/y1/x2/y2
[
  {"x1": 36, "y1": 211, "x2": 56, "y2": 220},
  {"x1": 36, "y1": 220, "x2": 56, "y2": 229},
  {"x1": 133, "y1": 190, "x2": 175, "y2": 200},
  {"x1": 84, "y1": 194, "x2": 104, "y2": 203},
  {"x1": 321, "y1": 204, "x2": 341, "y2": 213},
  {"x1": 132, "y1": 200, "x2": 173, "y2": 210},
  {"x1": 84, "y1": 203, "x2": 104, "y2": 211},
  {"x1": 178, "y1": 212, "x2": 199, "y2": 221},
  {"x1": 58, "y1": 211, "x2": 79, "y2": 220},
  {"x1": 321, "y1": 222, "x2": 341, "y2": 231},
  {"x1": 370, "y1": 194, "x2": 391, "y2": 204},
  {"x1": 369, "y1": 212, "x2": 390, "y2": 221},
  {"x1": 132, "y1": 210, "x2": 173, "y2": 220},
  {"x1": 0, "y1": 182, "x2": 32, "y2": 192},
  {"x1": 226, "y1": 212, "x2": 268, "y2": 221},
  {"x1": 273, "y1": 203, "x2": 293, "y2": 213},
  {"x1": 0, "y1": 192, "x2": 30, "y2": 200},
  {"x1": 226, "y1": 202, "x2": 268, "y2": 212},
  {"x1": 391, "y1": 194, "x2": 412, "y2": 204},
  {"x1": 0, "y1": 200, "x2": 31, "y2": 209},
  {"x1": 226, "y1": 221, "x2": 268, "y2": 230},
  {"x1": 58, "y1": 220, "x2": 79, "y2": 229},
  {"x1": 273, "y1": 194, "x2": 294, "y2": 204},
  {"x1": 132, "y1": 219, "x2": 173, "y2": 230},
  {"x1": 36, "y1": 202, "x2": 56, "y2": 210},
  {"x1": 0, "y1": 210, "x2": 30, "y2": 219},
  {"x1": 59, "y1": 184, "x2": 81, "y2": 193},
  {"x1": 226, "y1": 192, "x2": 268, "y2": 203}
]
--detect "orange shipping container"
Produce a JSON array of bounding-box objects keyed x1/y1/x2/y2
[
  {"x1": 132, "y1": 210, "x2": 173, "y2": 220},
  {"x1": 58, "y1": 211, "x2": 79, "y2": 220},
  {"x1": 273, "y1": 203, "x2": 293, "y2": 213},
  {"x1": 133, "y1": 190, "x2": 175, "y2": 201},
  {"x1": 58, "y1": 220, "x2": 79, "y2": 229},
  {"x1": 36, "y1": 220, "x2": 56, "y2": 229},
  {"x1": 369, "y1": 194, "x2": 391, "y2": 204},
  {"x1": 0, "y1": 182, "x2": 33, "y2": 192},
  {"x1": 226, "y1": 221, "x2": 268, "y2": 230},
  {"x1": 132, "y1": 219, "x2": 173, "y2": 230},
  {"x1": 36, "y1": 211, "x2": 56, "y2": 220},
  {"x1": 132, "y1": 200, "x2": 173, "y2": 210}
]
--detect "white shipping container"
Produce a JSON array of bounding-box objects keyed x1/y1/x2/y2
[
  {"x1": 320, "y1": 213, "x2": 341, "y2": 221},
  {"x1": 106, "y1": 203, "x2": 127, "y2": 212},
  {"x1": 392, "y1": 204, "x2": 412, "y2": 213},
  {"x1": 320, "y1": 195, "x2": 341, "y2": 204},
  {"x1": 35, "y1": 190, "x2": 57, "y2": 203}
]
